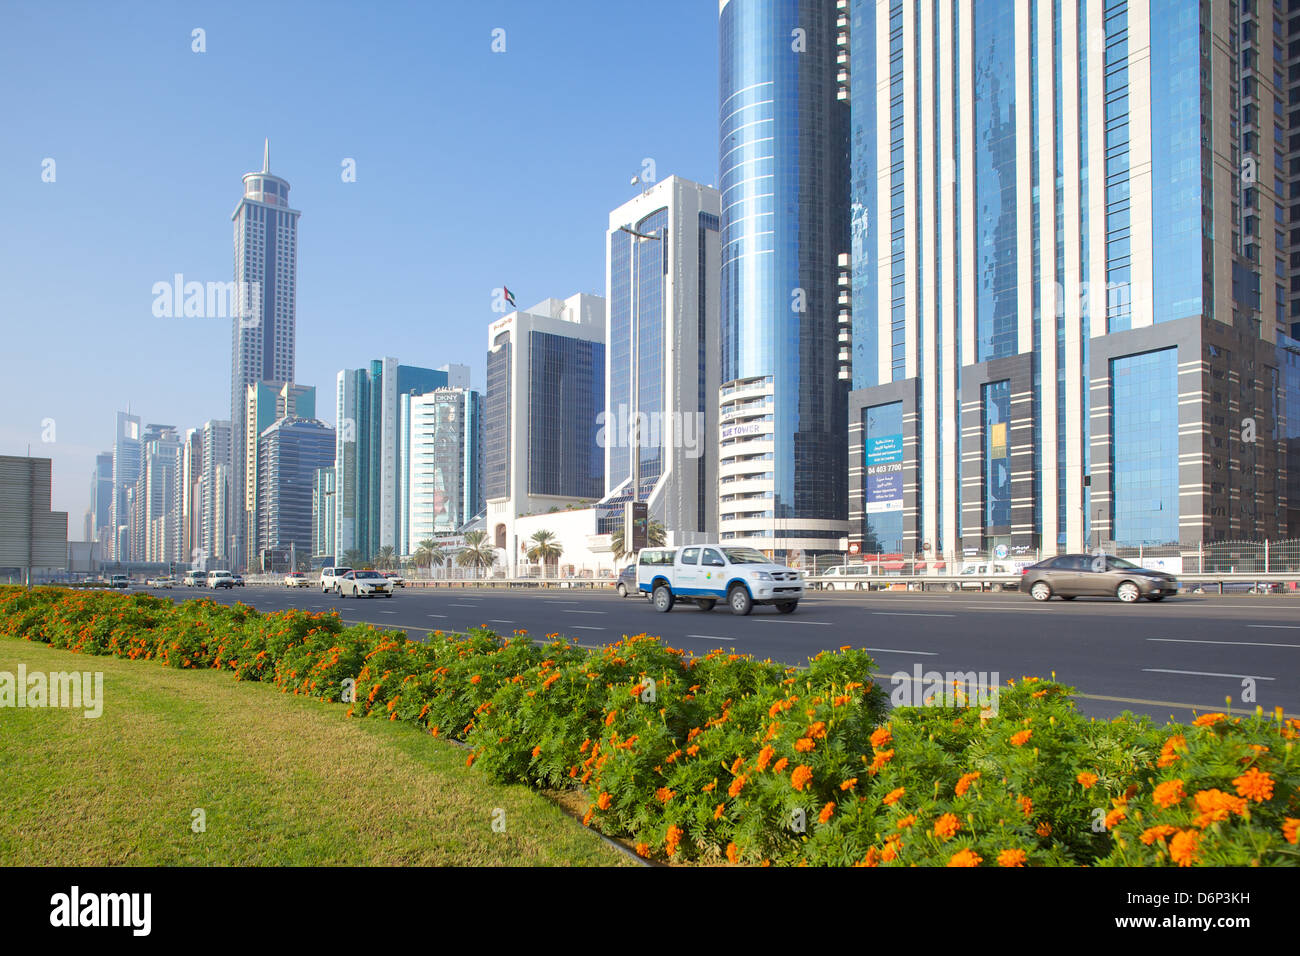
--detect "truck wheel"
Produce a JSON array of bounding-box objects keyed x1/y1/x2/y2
[
  {"x1": 728, "y1": 585, "x2": 753, "y2": 616},
  {"x1": 776, "y1": 600, "x2": 798, "y2": 614},
  {"x1": 653, "y1": 585, "x2": 674, "y2": 612},
  {"x1": 696, "y1": 599, "x2": 716, "y2": 611}
]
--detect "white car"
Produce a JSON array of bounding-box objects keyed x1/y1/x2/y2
[
  {"x1": 320, "y1": 566, "x2": 352, "y2": 593},
  {"x1": 336, "y1": 569, "x2": 394, "y2": 599},
  {"x1": 284, "y1": 572, "x2": 310, "y2": 588},
  {"x1": 207, "y1": 570, "x2": 235, "y2": 589},
  {"x1": 635, "y1": 545, "x2": 803, "y2": 615},
  {"x1": 946, "y1": 562, "x2": 1018, "y2": 592},
  {"x1": 147, "y1": 576, "x2": 174, "y2": 588}
]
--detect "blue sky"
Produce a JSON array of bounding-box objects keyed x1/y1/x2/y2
[{"x1": 0, "y1": 0, "x2": 718, "y2": 523}]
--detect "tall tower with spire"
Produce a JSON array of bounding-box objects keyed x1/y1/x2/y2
[{"x1": 228, "y1": 140, "x2": 301, "y2": 566}]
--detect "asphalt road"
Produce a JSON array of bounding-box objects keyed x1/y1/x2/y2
[{"x1": 147, "y1": 583, "x2": 1300, "y2": 724}]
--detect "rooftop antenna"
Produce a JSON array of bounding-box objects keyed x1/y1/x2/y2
[{"x1": 262, "y1": 138, "x2": 270, "y2": 173}]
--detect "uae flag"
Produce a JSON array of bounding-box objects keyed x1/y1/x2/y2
[{"x1": 503, "y1": 286, "x2": 516, "y2": 308}]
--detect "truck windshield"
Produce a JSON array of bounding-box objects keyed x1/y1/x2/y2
[{"x1": 721, "y1": 548, "x2": 770, "y2": 564}]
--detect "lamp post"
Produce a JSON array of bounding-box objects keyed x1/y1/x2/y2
[{"x1": 618, "y1": 224, "x2": 663, "y2": 506}]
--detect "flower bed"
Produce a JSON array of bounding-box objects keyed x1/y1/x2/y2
[{"x1": 1, "y1": 586, "x2": 1295, "y2": 866}]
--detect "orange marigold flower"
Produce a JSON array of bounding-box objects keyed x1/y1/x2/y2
[
  {"x1": 1036, "y1": 821, "x2": 1052, "y2": 837},
  {"x1": 465, "y1": 753, "x2": 476, "y2": 767},
  {"x1": 842, "y1": 778, "x2": 861, "y2": 793},
  {"x1": 859, "y1": 847, "x2": 881, "y2": 867},
  {"x1": 870, "y1": 725, "x2": 892, "y2": 748},
  {"x1": 868, "y1": 748, "x2": 895, "y2": 774},
  {"x1": 1192, "y1": 712, "x2": 1227, "y2": 728},
  {"x1": 955, "y1": 772, "x2": 981, "y2": 796},
  {"x1": 791, "y1": 764, "x2": 814, "y2": 791},
  {"x1": 635, "y1": 842, "x2": 651, "y2": 858},
  {"x1": 1018, "y1": 795, "x2": 1034, "y2": 818},
  {"x1": 655, "y1": 787, "x2": 675, "y2": 803},
  {"x1": 896, "y1": 814, "x2": 917, "y2": 829},
  {"x1": 1010, "y1": 729, "x2": 1033, "y2": 746},
  {"x1": 531, "y1": 745, "x2": 541, "y2": 759},
  {"x1": 686, "y1": 744, "x2": 700, "y2": 757},
  {"x1": 795, "y1": 737, "x2": 816, "y2": 753},
  {"x1": 773, "y1": 757, "x2": 789, "y2": 773},
  {"x1": 596, "y1": 792, "x2": 611, "y2": 811},
  {"x1": 726, "y1": 842, "x2": 740, "y2": 864},
  {"x1": 1192, "y1": 789, "x2": 1247, "y2": 828},
  {"x1": 714, "y1": 803, "x2": 726, "y2": 820},
  {"x1": 1153, "y1": 779, "x2": 1185, "y2": 809},
  {"x1": 756, "y1": 746, "x2": 776, "y2": 771},
  {"x1": 728, "y1": 774, "x2": 747, "y2": 798},
  {"x1": 1283, "y1": 818, "x2": 1300, "y2": 845},
  {"x1": 880, "y1": 842, "x2": 900, "y2": 863},
  {"x1": 1169, "y1": 829, "x2": 1200, "y2": 867},
  {"x1": 882, "y1": 786, "x2": 904, "y2": 805},
  {"x1": 702, "y1": 780, "x2": 716, "y2": 792},
  {"x1": 819, "y1": 802, "x2": 835, "y2": 824},
  {"x1": 1233, "y1": 767, "x2": 1275, "y2": 803},
  {"x1": 582, "y1": 808, "x2": 594, "y2": 826},
  {"x1": 1104, "y1": 807, "x2": 1127, "y2": 829},
  {"x1": 933, "y1": 813, "x2": 961, "y2": 840},
  {"x1": 1140, "y1": 825, "x2": 1179, "y2": 846},
  {"x1": 948, "y1": 849, "x2": 982, "y2": 867},
  {"x1": 1157, "y1": 734, "x2": 1186, "y2": 768},
  {"x1": 605, "y1": 710, "x2": 617, "y2": 727},
  {"x1": 997, "y1": 849, "x2": 1027, "y2": 867},
  {"x1": 807, "y1": 721, "x2": 827, "y2": 740},
  {"x1": 1076, "y1": 772, "x2": 1098, "y2": 789},
  {"x1": 470, "y1": 675, "x2": 481, "y2": 684}
]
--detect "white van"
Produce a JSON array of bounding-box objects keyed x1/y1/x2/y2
[
  {"x1": 207, "y1": 570, "x2": 235, "y2": 589},
  {"x1": 819, "y1": 564, "x2": 877, "y2": 591},
  {"x1": 182, "y1": 570, "x2": 204, "y2": 587}
]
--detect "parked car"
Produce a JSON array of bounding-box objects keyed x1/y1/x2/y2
[
  {"x1": 336, "y1": 569, "x2": 394, "y2": 598},
  {"x1": 320, "y1": 567, "x2": 352, "y2": 593},
  {"x1": 819, "y1": 564, "x2": 877, "y2": 591},
  {"x1": 636, "y1": 545, "x2": 803, "y2": 615},
  {"x1": 182, "y1": 570, "x2": 204, "y2": 587},
  {"x1": 382, "y1": 571, "x2": 405, "y2": 587},
  {"x1": 146, "y1": 576, "x2": 175, "y2": 589},
  {"x1": 614, "y1": 564, "x2": 639, "y2": 598},
  {"x1": 231, "y1": 573, "x2": 244, "y2": 587},
  {"x1": 108, "y1": 574, "x2": 130, "y2": 589},
  {"x1": 284, "y1": 571, "x2": 310, "y2": 588},
  {"x1": 1021, "y1": 554, "x2": 1179, "y2": 603},
  {"x1": 207, "y1": 570, "x2": 235, "y2": 589}
]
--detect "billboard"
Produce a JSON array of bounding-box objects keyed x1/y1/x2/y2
[{"x1": 865, "y1": 434, "x2": 904, "y2": 514}]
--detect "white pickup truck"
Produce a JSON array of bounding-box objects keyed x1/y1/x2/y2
[{"x1": 636, "y1": 545, "x2": 804, "y2": 615}]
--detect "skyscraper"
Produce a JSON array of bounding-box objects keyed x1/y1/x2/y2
[
  {"x1": 229, "y1": 141, "x2": 301, "y2": 567},
  {"x1": 401, "y1": 386, "x2": 484, "y2": 553},
  {"x1": 88, "y1": 452, "x2": 113, "y2": 548},
  {"x1": 718, "y1": 0, "x2": 851, "y2": 557},
  {"x1": 199, "y1": 419, "x2": 232, "y2": 568},
  {"x1": 109, "y1": 411, "x2": 141, "y2": 561},
  {"x1": 256, "y1": 417, "x2": 335, "y2": 571},
  {"x1": 845, "y1": 0, "x2": 1296, "y2": 556},
  {"x1": 242, "y1": 381, "x2": 315, "y2": 568},
  {"x1": 603, "y1": 175, "x2": 721, "y2": 541}
]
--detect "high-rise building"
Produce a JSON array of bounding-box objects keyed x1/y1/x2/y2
[
  {"x1": 134, "y1": 426, "x2": 180, "y2": 564},
  {"x1": 335, "y1": 359, "x2": 463, "y2": 562},
  {"x1": 256, "y1": 417, "x2": 335, "y2": 571},
  {"x1": 602, "y1": 176, "x2": 721, "y2": 542},
  {"x1": 242, "y1": 381, "x2": 315, "y2": 568},
  {"x1": 198, "y1": 420, "x2": 232, "y2": 568},
  {"x1": 109, "y1": 412, "x2": 141, "y2": 560},
  {"x1": 718, "y1": 0, "x2": 851, "y2": 557},
  {"x1": 88, "y1": 452, "x2": 113, "y2": 546},
  {"x1": 845, "y1": 0, "x2": 1296, "y2": 556},
  {"x1": 312, "y1": 466, "x2": 336, "y2": 564},
  {"x1": 179, "y1": 429, "x2": 203, "y2": 565},
  {"x1": 229, "y1": 141, "x2": 301, "y2": 567},
  {"x1": 401, "y1": 386, "x2": 484, "y2": 553},
  {"x1": 484, "y1": 293, "x2": 606, "y2": 557}
]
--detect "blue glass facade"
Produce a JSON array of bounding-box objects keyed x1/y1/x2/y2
[
  {"x1": 719, "y1": 0, "x2": 849, "y2": 529},
  {"x1": 527, "y1": 331, "x2": 605, "y2": 500},
  {"x1": 1149, "y1": 0, "x2": 1204, "y2": 324},
  {"x1": 1110, "y1": 348, "x2": 1179, "y2": 545},
  {"x1": 973, "y1": 0, "x2": 1018, "y2": 362},
  {"x1": 1103, "y1": 1, "x2": 1132, "y2": 332},
  {"x1": 849, "y1": 0, "x2": 879, "y2": 391},
  {"x1": 484, "y1": 340, "x2": 511, "y2": 500}
]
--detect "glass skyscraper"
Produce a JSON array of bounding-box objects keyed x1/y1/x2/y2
[{"x1": 846, "y1": 0, "x2": 1295, "y2": 556}]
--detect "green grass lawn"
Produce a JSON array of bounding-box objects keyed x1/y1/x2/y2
[{"x1": 0, "y1": 639, "x2": 632, "y2": 866}]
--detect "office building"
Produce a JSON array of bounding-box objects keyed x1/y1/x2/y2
[
  {"x1": 88, "y1": 452, "x2": 113, "y2": 546},
  {"x1": 484, "y1": 293, "x2": 606, "y2": 559},
  {"x1": 845, "y1": 0, "x2": 1296, "y2": 556},
  {"x1": 718, "y1": 0, "x2": 852, "y2": 556},
  {"x1": 242, "y1": 381, "x2": 315, "y2": 567},
  {"x1": 602, "y1": 175, "x2": 721, "y2": 542},
  {"x1": 109, "y1": 411, "x2": 141, "y2": 561},
  {"x1": 199, "y1": 420, "x2": 232, "y2": 568},
  {"x1": 313, "y1": 466, "x2": 336, "y2": 563},
  {"x1": 401, "y1": 386, "x2": 484, "y2": 554},
  {"x1": 256, "y1": 417, "x2": 335, "y2": 571},
  {"x1": 229, "y1": 141, "x2": 301, "y2": 566},
  {"x1": 335, "y1": 359, "x2": 467, "y2": 561}
]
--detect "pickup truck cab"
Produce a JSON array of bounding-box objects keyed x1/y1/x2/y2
[
  {"x1": 207, "y1": 570, "x2": 235, "y2": 589},
  {"x1": 636, "y1": 545, "x2": 803, "y2": 615},
  {"x1": 182, "y1": 570, "x2": 204, "y2": 587}
]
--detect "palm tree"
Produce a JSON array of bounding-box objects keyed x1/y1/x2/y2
[
  {"x1": 412, "y1": 539, "x2": 445, "y2": 575},
  {"x1": 456, "y1": 530, "x2": 498, "y2": 576},
  {"x1": 610, "y1": 519, "x2": 667, "y2": 561},
  {"x1": 341, "y1": 548, "x2": 363, "y2": 569},
  {"x1": 375, "y1": 545, "x2": 396, "y2": 570},
  {"x1": 526, "y1": 530, "x2": 563, "y2": 574}
]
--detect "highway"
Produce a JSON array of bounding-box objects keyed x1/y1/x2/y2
[{"x1": 150, "y1": 583, "x2": 1300, "y2": 724}]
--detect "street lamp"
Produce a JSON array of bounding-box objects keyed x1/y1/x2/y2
[{"x1": 618, "y1": 224, "x2": 663, "y2": 506}]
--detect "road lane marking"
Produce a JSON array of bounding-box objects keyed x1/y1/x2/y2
[
  {"x1": 563, "y1": 610, "x2": 606, "y2": 615},
  {"x1": 757, "y1": 619, "x2": 833, "y2": 625},
  {"x1": 448, "y1": 603, "x2": 479, "y2": 608},
  {"x1": 1143, "y1": 668, "x2": 1275, "y2": 681},
  {"x1": 685, "y1": 634, "x2": 733, "y2": 641},
  {"x1": 862, "y1": 647, "x2": 939, "y2": 656},
  {"x1": 572, "y1": 626, "x2": 606, "y2": 631},
  {"x1": 872, "y1": 612, "x2": 956, "y2": 618},
  {"x1": 1247, "y1": 624, "x2": 1300, "y2": 630},
  {"x1": 427, "y1": 614, "x2": 447, "y2": 619},
  {"x1": 1149, "y1": 638, "x2": 1300, "y2": 649}
]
